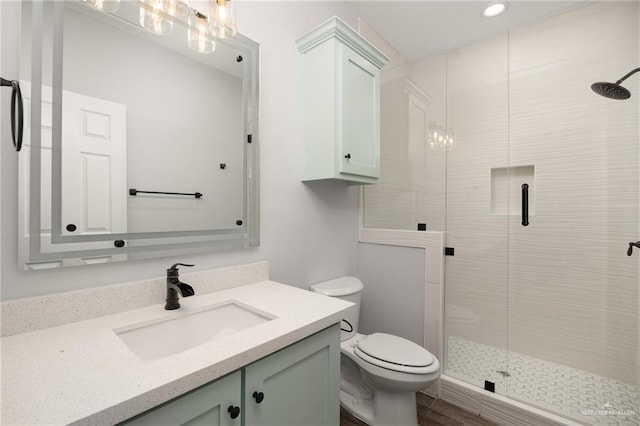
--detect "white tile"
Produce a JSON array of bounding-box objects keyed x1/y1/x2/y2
[
  {"x1": 425, "y1": 283, "x2": 442, "y2": 361},
  {"x1": 445, "y1": 336, "x2": 640, "y2": 426},
  {"x1": 425, "y1": 246, "x2": 442, "y2": 285}
]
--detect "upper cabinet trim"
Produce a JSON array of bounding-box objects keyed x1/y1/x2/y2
[{"x1": 296, "y1": 16, "x2": 389, "y2": 69}]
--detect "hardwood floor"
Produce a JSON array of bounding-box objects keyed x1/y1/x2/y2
[{"x1": 340, "y1": 392, "x2": 497, "y2": 426}]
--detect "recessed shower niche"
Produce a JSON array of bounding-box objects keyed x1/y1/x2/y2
[{"x1": 490, "y1": 165, "x2": 535, "y2": 217}]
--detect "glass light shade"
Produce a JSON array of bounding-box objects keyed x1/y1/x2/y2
[
  {"x1": 428, "y1": 121, "x2": 455, "y2": 151},
  {"x1": 445, "y1": 129, "x2": 455, "y2": 150},
  {"x1": 82, "y1": 0, "x2": 120, "y2": 13},
  {"x1": 139, "y1": 0, "x2": 185, "y2": 35},
  {"x1": 209, "y1": 0, "x2": 237, "y2": 39},
  {"x1": 188, "y1": 11, "x2": 216, "y2": 53}
]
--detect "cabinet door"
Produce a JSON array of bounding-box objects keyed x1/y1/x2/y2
[
  {"x1": 120, "y1": 371, "x2": 242, "y2": 426},
  {"x1": 338, "y1": 45, "x2": 381, "y2": 179},
  {"x1": 244, "y1": 325, "x2": 340, "y2": 426}
]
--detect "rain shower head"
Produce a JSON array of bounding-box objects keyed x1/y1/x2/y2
[
  {"x1": 591, "y1": 67, "x2": 640, "y2": 100},
  {"x1": 591, "y1": 81, "x2": 631, "y2": 100}
]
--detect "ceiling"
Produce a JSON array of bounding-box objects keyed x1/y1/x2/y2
[{"x1": 348, "y1": 1, "x2": 587, "y2": 63}]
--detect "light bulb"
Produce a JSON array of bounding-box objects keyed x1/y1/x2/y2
[
  {"x1": 139, "y1": 0, "x2": 182, "y2": 35},
  {"x1": 209, "y1": 0, "x2": 237, "y2": 39},
  {"x1": 188, "y1": 11, "x2": 215, "y2": 53},
  {"x1": 82, "y1": 0, "x2": 120, "y2": 13}
]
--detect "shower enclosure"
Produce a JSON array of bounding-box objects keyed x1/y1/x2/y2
[{"x1": 362, "y1": 2, "x2": 639, "y2": 425}]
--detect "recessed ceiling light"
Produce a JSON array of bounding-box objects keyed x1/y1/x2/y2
[{"x1": 483, "y1": 2, "x2": 507, "y2": 17}]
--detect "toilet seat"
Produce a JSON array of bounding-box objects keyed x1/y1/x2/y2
[{"x1": 354, "y1": 333, "x2": 435, "y2": 374}]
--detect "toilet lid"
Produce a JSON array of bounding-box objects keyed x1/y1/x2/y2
[{"x1": 355, "y1": 333, "x2": 434, "y2": 372}]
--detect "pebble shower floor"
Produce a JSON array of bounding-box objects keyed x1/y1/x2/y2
[{"x1": 446, "y1": 336, "x2": 639, "y2": 426}]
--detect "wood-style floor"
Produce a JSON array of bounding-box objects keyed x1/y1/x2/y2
[{"x1": 340, "y1": 392, "x2": 498, "y2": 426}]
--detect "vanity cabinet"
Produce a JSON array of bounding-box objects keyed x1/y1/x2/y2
[
  {"x1": 296, "y1": 17, "x2": 389, "y2": 184},
  {"x1": 244, "y1": 324, "x2": 340, "y2": 425},
  {"x1": 121, "y1": 325, "x2": 340, "y2": 426},
  {"x1": 121, "y1": 371, "x2": 242, "y2": 426}
]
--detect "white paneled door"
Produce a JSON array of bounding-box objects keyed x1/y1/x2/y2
[
  {"x1": 20, "y1": 85, "x2": 127, "y2": 267},
  {"x1": 60, "y1": 90, "x2": 127, "y2": 239}
]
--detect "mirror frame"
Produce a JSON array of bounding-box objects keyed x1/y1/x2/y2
[{"x1": 18, "y1": 0, "x2": 259, "y2": 269}]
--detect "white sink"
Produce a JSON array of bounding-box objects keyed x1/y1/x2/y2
[{"x1": 115, "y1": 301, "x2": 275, "y2": 361}]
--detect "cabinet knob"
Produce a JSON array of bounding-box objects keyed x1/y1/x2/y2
[
  {"x1": 252, "y1": 391, "x2": 264, "y2": 404},
  {"x1": 344, "y1": 153, "x2": 351, "y2": 159},
  {"x1": 227, "y1": 405, "x2": 240, "y2": 419}
]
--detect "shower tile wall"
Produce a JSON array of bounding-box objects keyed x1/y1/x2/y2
[
  {"x1": 363, "y1": 0, "x2": 639, "y2": 413},
  {"x1": 417, "y1": 1, "x2": 637, "y2": 385},
  {"x1": 363, "y1": 56, "x2": 447, "y2": 232},
  {"x1": 442, "y1": 33, "x2": 511, "y2": 358},
  {"x1": 507, "y1": 2, "x2": 639, "y2": 384}
]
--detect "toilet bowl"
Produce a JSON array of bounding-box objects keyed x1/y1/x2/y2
[{"x1": 310, "y1": 277, "x2": 440, "y2": 426}]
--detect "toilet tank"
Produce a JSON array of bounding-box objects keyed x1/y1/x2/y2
[{"x1": 310, "y1": 276, "x2": 363, "y2": 341}]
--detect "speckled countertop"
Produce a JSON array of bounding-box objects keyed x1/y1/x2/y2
[{"x1": 1, "y1": 281, "x2": 352, "y2": 425}]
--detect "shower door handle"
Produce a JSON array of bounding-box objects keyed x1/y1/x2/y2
[{"x1": 521, "y1": 183, "x2": 529, "y2": 227}]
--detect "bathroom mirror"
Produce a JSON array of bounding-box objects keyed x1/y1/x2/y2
[{"x1": 18, "y1": 0, "x2": 259, "y2": 269}]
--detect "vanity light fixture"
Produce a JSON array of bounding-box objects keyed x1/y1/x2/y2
[
  {"x1": 81, "y1": 0, "x2": 120, "y2": 13},
  {"x1": 80, "y1": 0, "x2": 237, "y2": 53},
  {"x1": 428, "y1": 121, "x2": 455, "y2": 151},
  {"x1": 209, "y1": 0, "x2": 237, "y2": 39},
  {"x1": 188, "y1": 10, "x2": 216, "y2": 53},
  {"x1": 139, "y1": 0, "x2": 189, "y2": 35},
  {"x1": 483, "y1": 2, "x2": 507, "y2": 17}
]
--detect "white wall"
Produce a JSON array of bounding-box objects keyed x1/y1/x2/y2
[
  {"x1": 357, "y1": 243, "x2": 425, "y2": 345},
  {"x1": 1, "y1": 1, "x2": 368, "y2": 300}
]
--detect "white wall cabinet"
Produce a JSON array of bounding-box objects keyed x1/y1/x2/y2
[
  {"x1": 297, "y1": 17, "x2": 388, "y2": 184},
  {"x1": 121, "y1": 325, "x2": 340, "y2": 426}
]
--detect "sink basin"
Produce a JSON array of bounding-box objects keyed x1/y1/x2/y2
[{"x1": 115, "y1": 301, "x2": 275, "y2": 361}]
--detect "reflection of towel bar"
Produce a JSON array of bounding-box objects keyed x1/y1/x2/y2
[{"x1": 129, "y1": 188, "x2": 203, "y2": 199}]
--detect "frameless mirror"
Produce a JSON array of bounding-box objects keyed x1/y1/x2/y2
[{"x1": 18, "y1": 0, "x2": 259, "y2": 269}]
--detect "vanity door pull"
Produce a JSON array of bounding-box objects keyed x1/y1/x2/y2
[
  {"x1": 227, "y1": 405, "x2": 240, "y2": 419},
  {"x1": 344, "y1": 153, "x2": 351, "y2": 159},
  {"x1": 1, "y1": 77, "x2": 24, "y2": 152},
  {"x1": 521, "y1": 183, "x2": 529, "y2": 227},
  {"x1": 252, "y1": 391, "x2": 264, "y2": 403}
]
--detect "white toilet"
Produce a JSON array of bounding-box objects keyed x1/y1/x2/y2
[{"x1": 310, "y1": 276, "x2": 440, "y2": 426}]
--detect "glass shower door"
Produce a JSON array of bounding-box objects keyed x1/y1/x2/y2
[
  {"x1": 444, "y1": 4, "x2": 639, "y2": 424},
  {"x1": 506, "y1": 2, "x2": 639, "y2": 423},
  {"x1": 443, "y1": 32, "x2": 511, "y2": 395}
]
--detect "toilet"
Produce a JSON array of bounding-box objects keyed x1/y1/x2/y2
[{"x1": 310, "y1": 276, "x2": 440, "y2": 426}]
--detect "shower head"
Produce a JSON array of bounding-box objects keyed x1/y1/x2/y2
[
  {"x1": 591, "y1": 81, "x2": 631, "y2": 100},
  {"x1": 591, "y1": 67, "x2": 640, "y2": 100}
]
